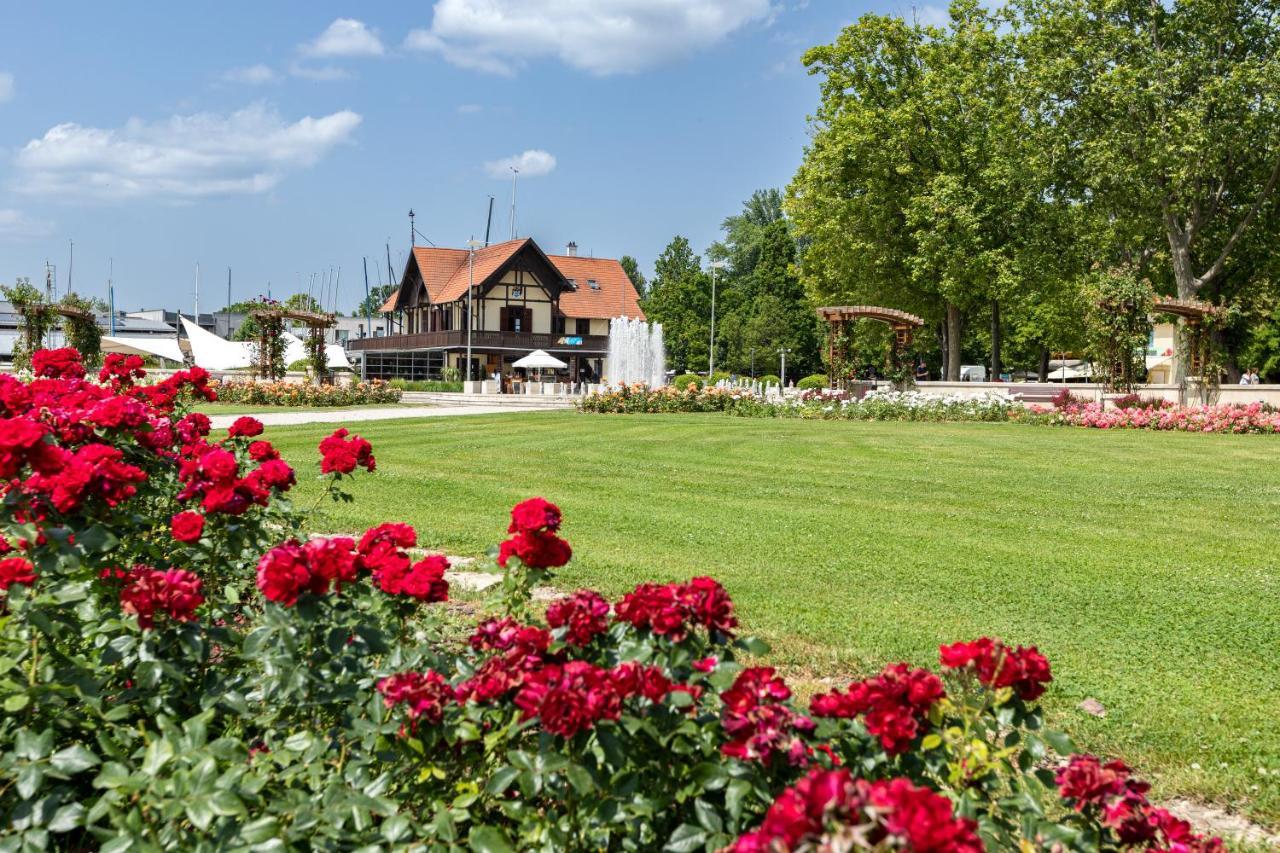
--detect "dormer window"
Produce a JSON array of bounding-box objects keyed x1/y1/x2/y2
[
  {"x1": 588, "y1": 279, "x2": 600, "y2": 290},
  {"x1": 566, "y1": 278, "x2": 578, "y2": 290}
]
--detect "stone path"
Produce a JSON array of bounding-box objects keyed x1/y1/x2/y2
[{"x1": 207, "y1": 404, "x2": 558, "y2": 429}]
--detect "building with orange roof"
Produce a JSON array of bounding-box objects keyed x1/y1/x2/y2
[{"x1": 350, "y1": 238, "x2": 645, "y2": 383}]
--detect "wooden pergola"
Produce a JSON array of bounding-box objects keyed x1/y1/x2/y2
[
  {"x1": 1152, "y1": 297, "x2": 1220, "y2": 378},
  {"x1": 817, "y1": 305, "x2": 925, "y2": 387},
  {"x1": 250, "y1": 307, "x2": 336, "y2": 380}
]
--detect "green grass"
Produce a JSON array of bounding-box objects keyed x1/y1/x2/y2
[{"x1": 263, "y1": 412, "x2": 1280, "y2": 827}]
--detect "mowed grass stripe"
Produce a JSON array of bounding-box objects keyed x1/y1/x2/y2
[{"x1": 263, "y1": 412, "x2": 1280, "y2": 826}]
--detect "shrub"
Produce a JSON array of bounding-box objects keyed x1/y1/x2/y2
[
  {"x1": 672, "y1": 373, "x2": 702, "y2": 389},
  {"x1": 757, "y1": 374, "x2": 782, "y2": 387},
  {"x1": 1112, "y1": 393, "x2": 1172, "y2": 411},
  {"x1": 797, "y1": 374, "x2": 829, "y2": 390},
  {"x1": 212, "y1": 379, "x2": 402, "y2": 407},
  {"x1": 287, "y1": 359, "x2": 310, "y2": 371},
  {"x1": 1051, "y1": 387, "x2": 1088, "y2": 409},
  {"x1": 709, "y1": 371, "x2": 731, "y2": 385},
  {"x1": 0, "y1": 348, "x2": 1227, "y2": 850},
  {"x1": 389, "y1": 378, "x2": 465, "y2": 393}
]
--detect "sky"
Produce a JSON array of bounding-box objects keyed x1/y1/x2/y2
[{"x1": 0, "y1": 1, "x2": 938, "y2": 313}]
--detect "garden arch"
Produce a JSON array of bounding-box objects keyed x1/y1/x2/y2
[
  {"x1": 817, "y1": 305, "x2": 925, "y2": 388},
  {"x1": 250, "y1": 307, "x2": 336, "y2": 383},
  {"x1": 1151, "y1": 297, "x2": 1220, "y2": 379}
]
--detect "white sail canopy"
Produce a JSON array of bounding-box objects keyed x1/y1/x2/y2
[
  {"x1": 101, "y1": 335, "x2": 185, "y2": 364},
  {"x1": 180, "y1": 317, "x2": 253, "y2": 371},
  {"x1": 512, "y1": 350, "x2": 567, "y2": 369}
]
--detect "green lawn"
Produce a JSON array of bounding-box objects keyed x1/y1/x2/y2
[{"x1": 263, "y1": 412, "x2": 1280, "y2": 827}]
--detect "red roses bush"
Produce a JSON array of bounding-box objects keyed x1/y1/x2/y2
[{"x1": 0, "y1": 348, "x2": 1227, "y2": 851}]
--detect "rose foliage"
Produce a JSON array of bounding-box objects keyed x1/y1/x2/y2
[{"x1": 0, "y1": 349, "x2": 1224, "y2": 849}]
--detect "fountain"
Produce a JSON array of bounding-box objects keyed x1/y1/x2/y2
[{"x1": 606, "y1": 317, "x2": 666, "y2": 387}]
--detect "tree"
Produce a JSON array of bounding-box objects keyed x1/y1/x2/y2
[
  {"x1": 1014, "y1": 0, "x2": 1280, "y2": 301},
  {"x1": 355, "y1": 285, "x2": 395, "y2": 319},
  {"x1": 619, "y1": 256, "x2": 648, "y2": 298},
  {"x1": 643, "y1": 236, "x2": 711, "y2": 373},
  {"x1": 284, "y1": 293, "x2": 324, "y2": 314},
  {"x1": 788, "y1": 1, "x2": 1040, "y2": 379}
]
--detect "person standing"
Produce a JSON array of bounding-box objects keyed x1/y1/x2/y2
[{"x1": 914, "y1": 358, "x2": 929, "y2": 383}]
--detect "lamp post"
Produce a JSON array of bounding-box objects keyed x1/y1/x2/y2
[
  {"x1": 466, "y1": 238, "x2": 484, "y2": 382},
  {"x1": 779, "y1": 347, "x2": 791, "y2": 389},
  {"x1": 708, "y1": 260, "x2": 726, "y2": 378}
]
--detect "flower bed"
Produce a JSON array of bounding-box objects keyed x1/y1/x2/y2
[
  {"x1": 0, "y1": 348, "x2": 1226, "y2": 849},
  {"x1": 580, "y1": 383, "x2": 1280, "y2": 435},
  {"x1": 210, "y1": 378, "x2": 402, "y2": 407}
]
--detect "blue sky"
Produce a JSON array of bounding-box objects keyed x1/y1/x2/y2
[{"x1": 0, "y1": 1, "x2": 933, "y2": 313}]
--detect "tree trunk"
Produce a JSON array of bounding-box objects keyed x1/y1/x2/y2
[
  {"x1": 944, "y1": 303, "x2": 962, "y2": 381},
  {"x1": 1166, "y1": 227, "x2": 1199, "y2": 299},
  {"x1": 989, "y1": 299, "x2": 1002, "y2": 380},
  {"x1": 1038, "y1": 345, "x2": 1050, "y2": 382}
]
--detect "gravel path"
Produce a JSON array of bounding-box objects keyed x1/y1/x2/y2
[{"x1": 207, "y1": 405, "x2": 559, "y2": 429}]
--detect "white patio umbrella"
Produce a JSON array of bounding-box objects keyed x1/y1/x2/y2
[{"x1": 512, "y1": 349, "x2": 568, "y2": 381}]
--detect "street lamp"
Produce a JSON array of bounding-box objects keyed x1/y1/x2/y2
[
  {"x1": 708, "y1": 260, "x2": 726, "y2": 378},
  {"x1": 778, "y1": 347, "x2": 792, "y2": 389},
  {"x1": 466, "y1": 238, "x2": 484, "y2": 382}
]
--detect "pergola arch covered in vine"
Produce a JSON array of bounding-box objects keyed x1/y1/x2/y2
[
  {"x1": 1152, "y1": 297, "x2": 1221, "y2": 379},
  {"x1": 250, "y1": 307, "x2": 336, "y2": 382},
  {"x1": 817, "y1": 305, "x2": 925, "y2": 388}
]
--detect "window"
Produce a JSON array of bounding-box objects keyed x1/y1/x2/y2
[
  {"x1": 552, "y1": 316, "x2": 566, "y2": 334},
  {"x1": 588, "y1": 279, "x2": 600, "y2": 290},
  {"x1": 511, "y1": 286, "x2": 524, "y2": 298},
  {"x1": 566, "y1": 278, "x2": 577, "y2": 289},
  {"x1": 575, "y1": 318, "x2": 591, "y2": 336},
  {"x1": 501, "y1": 306, "x2": 532, "y2": 333}
]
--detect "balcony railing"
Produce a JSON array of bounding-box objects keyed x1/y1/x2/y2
[{"x1": 348, "y1": 329, "x2": 608, "y2": 353}]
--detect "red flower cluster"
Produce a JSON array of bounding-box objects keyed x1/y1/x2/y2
[
  {"x1": 1055, "y1": 755, "x2": 1222, "y2": 850},
  {"x1": 170, "y1": 511, "x2": 205, "y2": 543},
  {"x1": 176, "y1": 441, "x2": 294, "y2": 516},
  {"x1": 377, "y1": 670, "x2": 453, "y2": 725},
  {"x1": 32, "y1": 347, "x2": 86, "y2": 379},
  {"x1": 228, "y1": 416, "x2": 264, "y2": 438},
  {"x1": 614, "y1": 576, "x2": 738, "y2": 641},
  {"x1": 356, "y1": 523, "x2": 419, "y2": 593},
  {"x1": 514, "y1": 660, "x2": 622, "y2": 738},
  {"x1": 23, "y1": 443, "x2": 147, "y2": 514},
  {"x1": 733, "y1": 768, "x2": 982, "y2": 853},
  {"x1": 609, "y1": 661, "x2": 673, "y2": 703},
  {"x1": 720, "y1": 667, "x2": 814, "y2": 765},
  {"x1": 318, "y1": 428, "x2": 375, "y2": 474},
  {"x1": 939, "y1": 637, "x2": 1052, "y2": 700},
  {"x1": 811, "y1": 663, "x2": 945, "y2": 754},
  {"x1": 546, "y1": 589, "x2": 610, "y2": 645},
  {"x1": 377, "y1": 554, "x2": 450, "y2": 602},
  {"x1": 255, "y1": 536, "x2": 357, "y2": 605},
  {"x1": 456, "y1": 618, "x2": 551, "y2": 704},
  {"x1": 118, "y1": 566, "x2": 205, "y2": 629},
  {"x1": 98, "y1": 353, "x2": 146, "y2": 388},
  {"x1": 497, "y1": 497, "x2": 573, "y2": 570},
  {"x1": 0, "y1": 557, "x2": 38, "y2": 592}
]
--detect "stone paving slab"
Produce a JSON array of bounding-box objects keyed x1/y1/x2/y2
[{"x1": 208, "y1": 404, "x2": 560, "y2": 429}]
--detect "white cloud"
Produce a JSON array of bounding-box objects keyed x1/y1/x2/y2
[
  {"x1": 303, "y1": 18, "x2": 385, "y2": 57},
  {"x1": 222, "y1": 64, "x2": 278, "y2": 85},
  {"x1": 287, "y1": 62, "x2": 352, "y2": 81},
  {"x1": 13, "y1": 103, "x2": 362, "y2": 201},
  {"x1": 457, "y1": 103, "x2": 483, "y2": 114},
  {"x1": 484, "y1": 149, "x2": 556, "y2": 178},
  {"x1": 0, "y1": 209, "x2": 54, "y2": 242},
  {"x1": 0, "y1": 72, "x2": 13, "y2": 103},
  {"x1": 404, "y1": 0, "x2": 773, "y2": 76}
]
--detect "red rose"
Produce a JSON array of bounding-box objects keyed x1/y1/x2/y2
[
  {"x1": 546, "y1": 589, "x2": 609, "y2": 645},
  {"x1": 940, "y1": 636, "x2": 1052, "y2": 700},
  {"x1": 318, "y1": 427, "x2": 375, "y2": 474},
  {"x1": 378, "y1": 670, "x2": 454, "y2": 724},
  {"x1": 810, "y1": 663, "x2": 945, "y2": 754},
  {"x1": 119, "y1": 566, "x2": 204, "y2": 629},
  {"x1": 256, "y1": 541, "x2": 311, "y2": 606},
  {"x1": 32, "y1": 348, "x2": 86, "y2": 379},
  {"x1": 514, "y1": 661, "x2": 622, "y2": 738},
  {"x1": 497, "y1": 529, "x2": 572, "y2": 570},
  {"x1": 228, "y1": 416, "x2": 264, "y2": 438},
  {"x1": 170, "y1": 511, "x2": 205, "y2": 543},
  {"x1": 248, "y1": 440, "x2": 279, "y2": 461},
  {"x1": 0, "y1": 557, "x2": 38, "y2": 591},
  {"x1": 508, "y1": 497, "x2": 562, "y2": 534},
  {"x1": 302, "y1": 536, "x2": 358, "y2": 593}
]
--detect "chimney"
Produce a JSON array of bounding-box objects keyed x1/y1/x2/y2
[{"x1": 566, "y1": 241, "x2": 578, "y2": 257}]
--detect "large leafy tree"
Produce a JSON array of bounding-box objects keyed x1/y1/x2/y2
[
  {"x1": 619, "y1": 256, "x2": 648, "y2": 298},
  {"x1": 1014, "y1": 0, "x2": 1280, "y2": 302},
  {"x1": 788, "y1": 1, "x2": 1051, "y2": 379},
  {"x1": 643, "y1": 236, "x2": 711, "y2": 372}
]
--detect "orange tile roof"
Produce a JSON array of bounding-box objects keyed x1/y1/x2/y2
[{"x1": 385, "y1": 239, "x2": 644, "y2": 321}]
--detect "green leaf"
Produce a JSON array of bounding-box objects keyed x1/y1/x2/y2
[
  {"x1": 1044, "y1": 729, "x2": 1075, "y2": 755},
  {"x1": 468, "y1": 825, "x2": 515, "y2": 853},
  {"x1": 186, "y1": 798, "x2": 214, "y2": 831},
  {"x1": 381, "y1": 814, "x2": 411, "y2": 843},
  {"x1": 238, "y1": 817, "x2": 280, "y2": 844},
  {"x1": 565, "y1": 763, "x2": 595, "y2": 795},
  {"x1": 16, "y1": 764, "x2": 44, "y2": 800},
  {"x1": 694, "y1": 799, "x2": 724, "y2": 834},
  {"x1": 4, "y1": 693, "x2": 29, "y2": 712},
  {"x1": 48, "y1": 802, "x2": 84, "y2": 833},
  {"x1": 734, "y1": 636, "x2": 770, "y2": 656},
  {"x1": 208, "y1": 790, "x2": 245, "y2": 816},
  {"x1": 141, "y1": 738, "x2": 174, "y2": 776},
  {"x1": 49, "y1": 744, "x2": 100, "y2": 775},
  {"x1": 485, "y1": 766, "x2": 521, "y2": 796},
  {"x1": 664, "y1": 823, "x2": 709, "y2": 852}
]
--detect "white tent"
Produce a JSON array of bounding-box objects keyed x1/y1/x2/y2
[
  {"x1": 101, "y1": 335, "x2": 185, "y2": 364},
  {"x1": 181, "y1": 317, "x2": 253, "y2": 370},
  {"x1": 512, "y1": 350, "x2": 567, "y2": 370},
  {"x1": 325, "y1": 344, "x2": 352, "y2": 371},
  {"x1": 281, "y1": 331, "x2": 308, "y2": 367}
]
